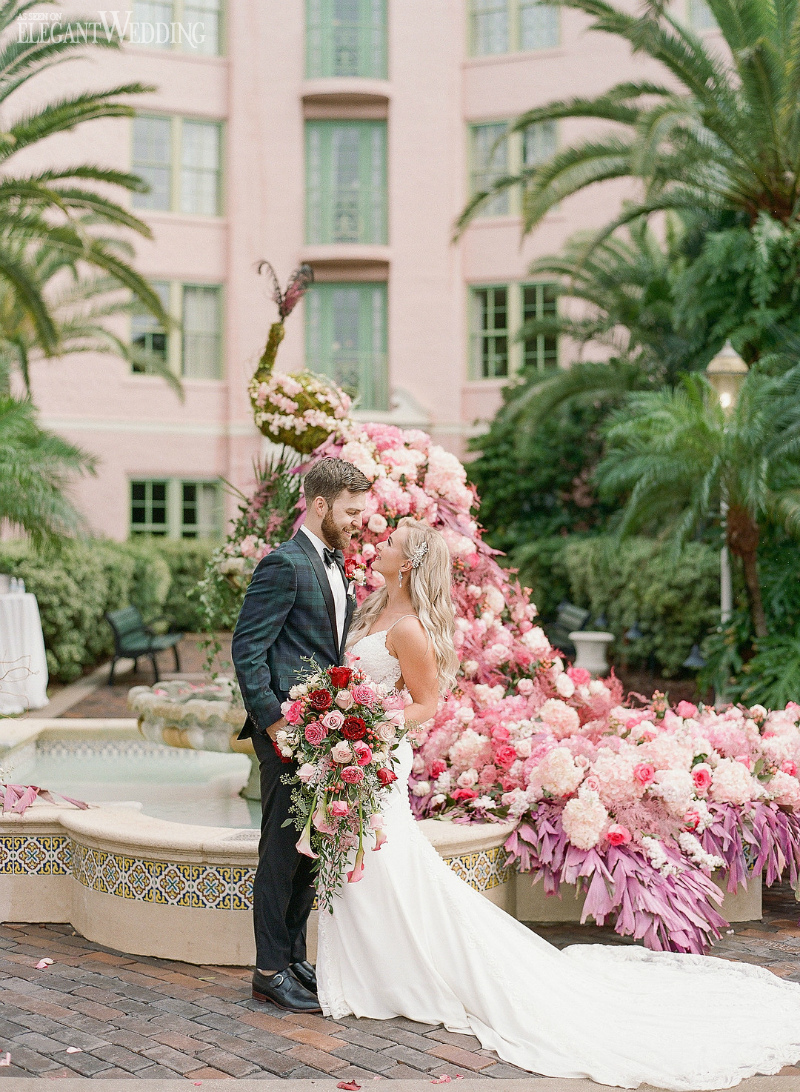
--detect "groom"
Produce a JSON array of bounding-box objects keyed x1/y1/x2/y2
[{"x1": 231, "y1": 457, "x2": 371, "y2": 1013}]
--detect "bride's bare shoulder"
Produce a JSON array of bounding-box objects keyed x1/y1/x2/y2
[{"x1": 386, "y1": 616, "x2": 430, "y2": 656}]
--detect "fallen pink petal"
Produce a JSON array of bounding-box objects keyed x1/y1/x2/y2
[
  {"x1": 0, "y1": 1053, "x2": 10, "y2": 1067},
  {"x1": 64, "y1": 1048, "x2": 81, "y2": 1054},
  {"x1": 431, "y1": 1077, "x2": 452, "y2": 1084},
  {"x1": 35, "y1": 958, "x2": 53, "y2": 969},
  {"x1": 336, "y1": 1082, "x2": 361, "y2": 1090}
]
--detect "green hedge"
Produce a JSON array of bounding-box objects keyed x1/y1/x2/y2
[
  {"x1": 561, "y1": 536, "x2": 719, "y2": 676},
  {"x1": 0, "y1": 538, "x2": 214, "y2": 683}
]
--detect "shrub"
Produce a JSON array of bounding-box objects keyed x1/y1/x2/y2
[
  {"x1": 508, "y1": 535, "x2": 575, "y2": 623},
  {"x1": 0, "y1": 538, "x2": 210, "y2": 683},
  {"x1": 561, "y1": 536, "x2": 720, "y2": 676}
]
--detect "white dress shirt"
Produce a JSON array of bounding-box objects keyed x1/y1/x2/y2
[{"x1": 299, "y1": 525, "x2": 346, "y2": 648}]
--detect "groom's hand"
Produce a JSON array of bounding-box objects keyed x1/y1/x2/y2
[{"x1": 266, "y1": 716, "x2": 288, "y2": 742}]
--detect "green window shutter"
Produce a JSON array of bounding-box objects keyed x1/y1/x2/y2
[
  {"x1": 305, "y1": 121, "x2": 387, "y2": 244},
  {"x1": 518, "y1": 0, "x2": 558, "y2": 49},
  {"x1": 470, "y1": 123, "x2": 510, "y2": 217},
  {"x1": 182, "y1": 285, "x2": 222, "y2": 378},
  {"x1": 470, "y1": 0, "x2": 509, "y2": 55},
  {"x1": 132, "y1": 116, "x2": 172, "y2": 210},
  {"x1": 181, "y1": 481, "x2": 221, "y2": 538},
  {"x1": 472, "y1": 286, "x2": 509, "y2": 378},
  {"x1": 306, "y1": 0, "x2": 387, "y2": 77},
  {"x1": 180, "y1": 120, "x2": 222, "y2": 215},
  {"x1": 305, "y1": 282, "x2": 388, "y2": 410},
  {"x1": 183, "y1": 0, "x2": 224, "y2": 54},
  {"x1": 130, "y1": 480, "x2": 169, "y2": 535},
  {"x1": 131, "y1": 281, "x2": 170, "y2": 374},
  {"x1": 521, "y1": 282, "x2": 558, "y2": 370}
]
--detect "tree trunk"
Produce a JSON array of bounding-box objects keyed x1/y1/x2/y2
[{"x1": 726, "y1": 504, "x2": 768, "y2": 639}]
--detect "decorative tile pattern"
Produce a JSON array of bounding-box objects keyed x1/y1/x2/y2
[
  {"x1": 443, "y1": 846, "x2": 513, "y2": 892},
  {"x1": 37, "y1": 739, "x2": 202, "y2": 762},
  {"x1": 1, "y1": 833, "x2": 510, "y2": 907},
  {"x1": 0, "y1": 834, "x2": 72, "y2": 875}
]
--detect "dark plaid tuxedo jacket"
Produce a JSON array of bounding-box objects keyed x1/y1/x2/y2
[{"x1": 232, "y1": 530, "x2": 356, "y2": 740}]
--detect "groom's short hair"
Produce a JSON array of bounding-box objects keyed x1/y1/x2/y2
[{"x1": 303, "y1": 457, "x2": 371, "y2": 508}]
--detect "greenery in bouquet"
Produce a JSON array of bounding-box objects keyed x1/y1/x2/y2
[
  {"x1": 194, "y1": 452, "x2": 301, "y2": 669},
  {"x1": 277, "y1": 660, "x2": 408, "y2": 911}
]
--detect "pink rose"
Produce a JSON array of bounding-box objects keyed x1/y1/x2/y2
[
  {"x1": 516, "y1": 678, "x2": 534, "y2": 696},
  {"x1": 735, "y1": 754, "x2": 752, "y2": 769},
  {"x1": 692, "y1": 764, "x2": 712, "y2": 792},
  {"x1": 495, "y1": 745, "x2": 517, "y2": 770},
  {"x1": 633, "y1": 762, "x2": 656, "y2": 786},
  {"x1": 568, "y1": 666, "x2": 591, "y2": 686},
  {"x1": 376, "y1": 721, "x2": 396, "y2": 743},
  {"x1": 341, "y1": 765, "x2": 365, "y2": 785},
  {"x1": 322, "y1": 709, "x2": 345, "y2": 731},
  {"x1": 353, "y1": 741, "x2": 373, "y2": 766},
  {"x1": 606, "y1": 824, "x2": 631, "y2": 847},
  {"x1": 582, "y1": 774, "x2": 601, "y2": 792},
  {"x1": 329, "y1": 800, "x2": 349, "y2": 817},
  {"x1": 304, "y1": 722, "x2": 327, "y2": 746},
  {"x1": 684, "y1": 809, "x2": 701, "y2": 831},
  {"x1": 284, "y1": 701, "x2": 304, "y2": 726},
  {"x1": 491, "y1": 726, "x2": 510, "y2": 743},
  {"x1": 676, "y1": 701, "x2": 698, "y2": 718},
  {"x1": 335, "y1": 690, "x2": 354, "y2": 711},
  {"x1": 351, "y1": 684, "x2": 377, "y2": 706},
  {"x1": 297, "y1": 762, "x2": 316, "y2": 783},
  {"x1": 782, "y1": 760, "x2": 798, "y2": 777}
]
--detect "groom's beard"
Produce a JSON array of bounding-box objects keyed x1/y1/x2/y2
[{"x1": 321, "y1": 510, "x2": 351, "y2": 551}]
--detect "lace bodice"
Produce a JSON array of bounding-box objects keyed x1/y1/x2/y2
[{"x1": 348, "y1": 630, "x2": 403, "y2": 691}]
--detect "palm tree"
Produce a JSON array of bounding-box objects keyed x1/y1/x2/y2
[
  {"x1": 0, "y1": 394, "x2": 96, "y2": 544},
  {"x1": 0, "y1": 0, "x2": 168, "y2": 353},
  {"x1": 595, "y1": 367, "x2": 800, "y2": 638},
  {"x1": 500, "y1": 216, "x2": 718, "y2": 438},
  {"x1": 456, "y1": 0, "x2": 800, "y2": 242},
  {"x1": 0, "y1": 239, "x2": 181, "y2": 398}
]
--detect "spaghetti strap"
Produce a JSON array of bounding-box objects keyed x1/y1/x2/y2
[{"x1": 386, "y1": 613, "x2": 419, "y2": 633}]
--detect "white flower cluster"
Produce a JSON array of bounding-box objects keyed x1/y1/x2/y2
[
  {"x1": 677, "y1": 832, "x2": 724, "y2": 873},
  {"x1": 641, "y1": 836, "x2": 681, "y2": 878}
]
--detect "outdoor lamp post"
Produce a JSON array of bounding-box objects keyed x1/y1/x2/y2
[{"x1": 705, "y1": 340, "x2": 748, "y2": 632}]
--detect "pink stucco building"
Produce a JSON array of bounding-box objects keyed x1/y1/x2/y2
[{"x1": 26, "y1": 0, "x2": 717, "y2": 540}]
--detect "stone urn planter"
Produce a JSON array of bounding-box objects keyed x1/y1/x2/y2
[
  {"x1": 569, "y1": 630, "x2": 615, "y2": 676},
  {"x1": 128, "y1": 679, "x2": 260, "y2": 800}
]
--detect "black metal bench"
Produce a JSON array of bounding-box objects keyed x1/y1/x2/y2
[
  {"x1": 105, "y1": 606, "x2": 183, "y2": 684},
  {"x1": 545, "y1": 601, "x2": 592, "y2": 658}
]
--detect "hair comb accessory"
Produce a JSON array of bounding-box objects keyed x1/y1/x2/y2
[{"x1": 410, "y1": 540, "x2": 429, "y2": 569}]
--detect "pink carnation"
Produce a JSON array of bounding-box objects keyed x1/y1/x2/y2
[
  {"x1": 351, "y1": 684, "x2": 377, "y2": 706},
  {"x1": 341, "y1": 765, "x2": 365, "y2": 784},
  {"x1": 304, "y1": 723, "x2": 327, "y2": 746},
  {"x1": 284, "y1": 701, "x2": 304, "y2": 726}
]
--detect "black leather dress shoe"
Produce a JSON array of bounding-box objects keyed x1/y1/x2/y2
[
  {"x1": 289, "y1": 960, "x2": 317, "y2": 994},
  {"x1": 251, "y1": 968, "x2": 321, "y2": 1012}
]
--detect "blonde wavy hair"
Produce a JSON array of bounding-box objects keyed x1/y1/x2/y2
[{"x1": 347, "y1": 518, "x2": 459, "y2": 694}]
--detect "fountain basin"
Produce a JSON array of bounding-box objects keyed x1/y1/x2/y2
[{"x1": 0, "y1": 720, "x2": 516, "y2": 965}]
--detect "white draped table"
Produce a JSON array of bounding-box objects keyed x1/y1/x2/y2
[{"x1": 0, "y1": 592, "x2": 49, "y2": 715}]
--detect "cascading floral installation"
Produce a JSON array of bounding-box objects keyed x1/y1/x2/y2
[{"x1": 198, "y1": 268, "x2": 800, "y2": 954}]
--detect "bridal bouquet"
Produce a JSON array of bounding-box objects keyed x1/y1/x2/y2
[{"x1": 277, "y1": 660, "x2": 408, "y2": 911}]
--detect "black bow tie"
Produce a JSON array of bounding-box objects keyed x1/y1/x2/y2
[{"x1": 323, "y1": 546, "x2": 344, "y2": 569}]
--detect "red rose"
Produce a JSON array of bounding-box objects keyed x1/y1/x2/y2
[
  {"x1": 377, "y1": 768, "x2": 397, "y2": 786},
  {"x1": 329, "y1": 666, "x2": 353, "y2": 690},
  {"x1": 430, "y1": 759, "x2": 447, "y2": 778},
  {"x1": 343, "y1": 557, "x2": 357, "y2": 580},
  {"x1": 451, "y1": 788, "x2": 478, "y2": 802},
  {"x1": 308, "y1": 688, "x2": 333, "y2": 711},
  {"x1": 342, "y1": 715, "x2": 367, "y2": 741}
]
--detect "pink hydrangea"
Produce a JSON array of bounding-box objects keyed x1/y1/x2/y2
[
  {"x1": 562, "y1": 789, "x2": 609, "y2": 849},
  {"x1": 539, "y1": 699, "x2": 580, "y2": 740}
]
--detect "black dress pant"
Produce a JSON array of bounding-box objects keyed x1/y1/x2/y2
[{"x1": 251, "y1": 730, "x2": 316, "y2": 971}]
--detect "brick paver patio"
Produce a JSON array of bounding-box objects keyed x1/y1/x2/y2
[{"x1": 2, "y1": 883, "x2": 800, "y2": 1081}]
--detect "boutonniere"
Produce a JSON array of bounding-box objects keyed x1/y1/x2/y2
[{"x1": 344, "y1": 556, "x2": 367, "y2": 586}]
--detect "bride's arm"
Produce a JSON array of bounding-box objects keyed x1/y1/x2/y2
[{"x1": 388, "y1": 618, "x2": 440, "y2": 728}]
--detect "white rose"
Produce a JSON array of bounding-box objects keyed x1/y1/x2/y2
[
  {"x1": 455, "y1": 706, "x2": 475, "y2": 725},
  {"x1": 412, "y1": 781, "x2": 431, "y2": 797},
  {"x1": 457, "y1": 769, "x2": 479, "y2": 789},
  {"x1": 430, "y1": 793, "x2": 447, "y2": 807},
  {"x1": 462, "y1": 660, "x2": 479, "y2": 678},
  {"x1": 331, "y1": 741, "x2": 352, "y2": 764},
  {"x1": 368, "y1": 513, "x2": 388, "y2": 534},
  {"x1": 556, "y1": 674, "x2": 575, "y2": 698},
  {"x1": 335, "y1": 690, "x2": 354, "y2": 710},
  {"x1": 514, "y1": 738, "x2": 532, "y2": 759},
  {"x1": 376, "y1": 720, "x2": 397, "y2": 743}
]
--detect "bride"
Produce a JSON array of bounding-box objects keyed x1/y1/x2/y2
[{"x1": 318, "y1": 516, "x2": 800, "y2": 1091}]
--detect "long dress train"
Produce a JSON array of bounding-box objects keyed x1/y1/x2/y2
[{"x1": 318, "y1": 631, "x2": 800, "y2": 1090}]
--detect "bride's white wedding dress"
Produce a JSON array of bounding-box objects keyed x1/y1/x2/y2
[{"x1": 318, "y1": 631, "x2": 800, "y2": 1090}]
